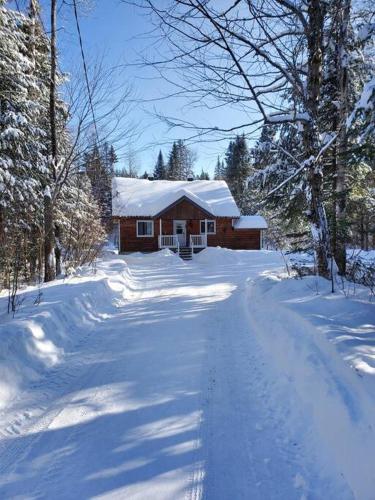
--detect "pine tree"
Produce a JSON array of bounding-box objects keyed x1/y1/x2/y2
[
  {"x1": 0, "y1": 1, "x2": 114, "y2": 297},
  {"x1": 198, "y1": 169, "x2": 210, "y2": 180},
  {"x1": 167, "y1": 140, "x2": 195, "y2": 180},
  {"x1": 56, "y1": 172, "x2": 106, "y2": 270},
  {"x1": 225, "y1": 135, "x2": 252, "y2": 210},
  {"x1": 84, "y1": 142, "x2": 116, "y2": 223},
  {"x1": 180, "y1": 140, "x2": 195, "y2": 179},
  {"x1": 214, "y1": 157, "x2": 225, "y2": 180},
  {"x1": 0, "y1": 1, "x2": 50, "y2": 287},
  {"x1": 249, "y1": 122, "x2": 310, "y2": 249},
  {"x1": 167, "y1": 142, "x2": 179, "y2": 180},
  {"x1": 153, "y1": 150, "x2": 166, "y2": 179}
]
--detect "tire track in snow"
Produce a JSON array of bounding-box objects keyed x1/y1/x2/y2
[
  {"x1": 0, "y1": 263, "x2": 145, "y2": 475},
  {"x1": 0, "y1": 332, "x2": 105, "y2": 483},
  {"x1": 0, "y1": 316, "x2": 96, "y2": 442},
  {"x1": 0, "y1": 252, "x2": 357, "y2": 499},
  {"x1": 29, "y1": 348, "x2": 123, "y2": 500},
  {"x1": 199, "y1": 282, "x2": 314, "y2": 500}
]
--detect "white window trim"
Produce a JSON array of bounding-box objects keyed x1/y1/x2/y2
[
  {"x1": 136, "y1": 220, "x2": 154, "y2": 237},
  {"x1": 200, "y1": 219, "x2": 216, "y2": 235}
]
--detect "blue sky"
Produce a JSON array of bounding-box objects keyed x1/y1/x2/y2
[{"x1": 12, "y1": 0, "x2": 255, "y2": 177}]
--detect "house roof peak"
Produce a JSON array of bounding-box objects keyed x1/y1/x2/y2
[{"x1": 112, "y1": 177, "x2": 240, "y2": 218}]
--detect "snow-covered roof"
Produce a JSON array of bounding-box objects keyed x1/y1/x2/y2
[
  {"x1": 233, "y1": 215, "x2": 268, "y2": 229},
  {"x1": 112, "y1": 177, "x2": 240, "y2": 217}
]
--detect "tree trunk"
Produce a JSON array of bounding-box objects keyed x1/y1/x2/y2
[
  {"x1": 306, "y1": 163, "x2": 331, "y2": 276},
  {"x1": 28, "y1": 1, "x2": 40, "y2": 283},
  {"x1": 334, "y1": 0, "x2": 351, "y2": 275},
  {"x1": 360, "y1": 212, "x2": 365, "y2": 249},
  {"x1": 44, "y1": 191, "x2": 55, "y2": 282},
  {"x1": 29, "y1": 224, "x2": 38, "y2": 281},
  {"x1": 364, "y1": 214, "x2": 369, "y2": 251},
  {"x1": 50, "y1": 0, "x2": 57, "y2": 164},
  {"x1": 54, "y1": 223, "x2": 62, "y2": 276},
  {"x1": 305, "y1": 0, "x2": 330, "y2": 277},
  {"x1": 44, "y1": 0, "x2": 58, "y2": 282}
]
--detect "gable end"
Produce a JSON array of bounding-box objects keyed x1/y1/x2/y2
[{"x1": 154, "y1": 195, "x2": 215, "y2": 219}]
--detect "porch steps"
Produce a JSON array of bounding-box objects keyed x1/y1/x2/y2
[{"x1": 179, "y1": 247, "x2": 193, "y2": 261}]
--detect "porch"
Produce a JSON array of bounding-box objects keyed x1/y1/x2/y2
[{"x1": 157, "y1": 218, "x2": 210, "y2": 252}]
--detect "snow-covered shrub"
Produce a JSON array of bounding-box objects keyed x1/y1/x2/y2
[{"x1": 347, "y1": 257, "x2": 375, "y2": 298}]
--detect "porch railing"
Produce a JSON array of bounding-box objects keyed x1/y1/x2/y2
[
  {"x1": 159, "y1": 234, "x2": 179, "y2": 250},
  {"x1": 190, "y1": 234, "x2": 207, "y2": 249},
  {"x1": 158, "y1": 233, "x2": 207, "y2": 251}
]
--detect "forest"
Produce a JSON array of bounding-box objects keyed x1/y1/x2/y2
[
  {"x1": 0, "y1": 0, "x2": 374, "y2": 304},
  {"x1": 0, "y1": 2, "x2": 374, "y2": 497}
]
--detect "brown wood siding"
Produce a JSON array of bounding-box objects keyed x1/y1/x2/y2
[
  {"x1": 160, "y1": 198, "x2": 213, "y2": 220},
  {"x1": 207, "y1": 218, "x2": 261, "y2": 250},
  {"x1": 120, "y1": 217, "x2": 159, "y2": 252},
  {"x1": 117, "y1": 199, "x2": 262, "y2": 252}
]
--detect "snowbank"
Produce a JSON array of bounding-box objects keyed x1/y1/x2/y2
[
  {"x1": 246, "y1": 273, "x2": 375, "y2": 499},
  {"x1": 195, "y1": 246, "x2": 283, "y2": 266},
  {"x1": 0, "y1": 256, "x2": 135, "y2": 410},
  {"x1": 287, "y1": 249, "x2": 375, "y2": 268},
  {"x1": 348, "y1": 249, "x2": 375, "y2": 263},
  {"x1": 125, "y1": 248, "x2": 182, "y2": 263}
]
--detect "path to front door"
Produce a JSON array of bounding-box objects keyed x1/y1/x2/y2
[{"x1": 173, "y1": 219, "x2": 186, "y2": 247}]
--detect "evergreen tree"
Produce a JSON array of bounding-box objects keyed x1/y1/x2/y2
[
  {"x1": 84, "y1": 142, "x2": 116, "y2": 223},
  {"x1": 153, "y1": 150, "x2": 166, "y2": 179},
  {"x1": 214, "y1": 157, "x2": 225, "y2": 180},
  {"x1": 0, "y1": 1, "x2": 113, "y2": 298},
  {"x1": 224, "y1": 135, "x2": 252, "y2": 210},
  {"x1": 167, "y1": 142, "x2": 180, "y2": 180},
  {"x1": 167, "y1": 140, "x2": 195, "y2": 180},
  {"x1": 0, "y1": 1, "x2": 51, "y2": 285},
  {"x1": 198, "y1": 169, "x2": 210, "y2": 180},
  {"x1": 102, "y1": 142, "x2": 117, "y2": 177},
  {"x1": 56, "y1": 172, "x2": 106, "y2": 270},
  {"x1": 249, "y1": 122, "x2": 310, "y2": 249}
]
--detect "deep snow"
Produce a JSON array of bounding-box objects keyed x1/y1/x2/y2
[
  {"x1": 112, "y1": 177, "x2": 240, "y2": 217},
  {"x1": 0, "y1": 248, "x2": 374, "y2": 499}
]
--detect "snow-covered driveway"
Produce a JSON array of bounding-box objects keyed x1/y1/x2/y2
[{"x1": 0, "y1": 250, "x2": 374, "y2": 499}]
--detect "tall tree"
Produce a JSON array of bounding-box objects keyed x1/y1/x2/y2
[
  {"x1": 84, "y1": 142, "x2": 116, "y2": 223},
  {"x1": 225, "y1": 135, "x2": 251, "y2": 210},
  {"x1": 137, "y1": 0, "x2": 374, "y2": 275},
  {"x1": 0, "y1": 0, "x2": 130, "y2": 299},
  {"x1": 43, "y1": 0, "x2": 58, "y2": 281},
  {"x1": 0, "y1": 0, "x2": 51, "y2": 287},
  {"x1": 167, "y1": 140, "x2": 196, "y2": 180},
  {"x1": 167, "y1": 142, "x2": 180, "y2": 180},
  {"x1": 214, "y1": 156, "x2": 225, "y2": 180},
  {"x1": 198, "y1": 169, "x2": 210, "y2": 180},
  {"x1": 153, "y1": 150, "x2": 166, "y2": 179}
]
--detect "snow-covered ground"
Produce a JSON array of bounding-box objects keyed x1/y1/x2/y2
[{"x1": 0, "y1": 248, "x2": 374, "y2": 499}]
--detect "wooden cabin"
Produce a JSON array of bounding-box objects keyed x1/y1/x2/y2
[{"x1": 112, "y1": 177, "x2": 267, "y2": 259}]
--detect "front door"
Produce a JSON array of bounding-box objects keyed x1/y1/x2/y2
[{"x1": 173, "y1": 220, "x2": 186, "y2": 247}]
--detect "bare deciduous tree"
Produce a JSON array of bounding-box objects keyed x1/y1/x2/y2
[{"x1": 131, "y1": 0, "x2": 372, "y2": 276}]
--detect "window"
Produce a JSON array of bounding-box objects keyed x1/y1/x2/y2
[
  {"x1": 136, "y1": 220, "x2": 154, "y2": 237},
  {"x1": 200, "y1": 220, "x2": 216, "y2": 234}
]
